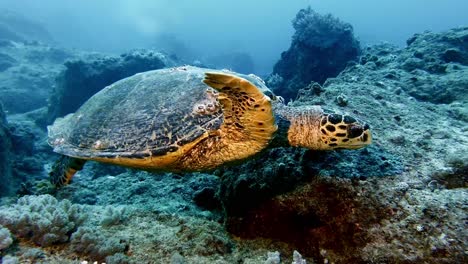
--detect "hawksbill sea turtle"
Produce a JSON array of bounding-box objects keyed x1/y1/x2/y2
[{"x1": 48, "y1": 66, "x2": 371, "y2": 187}]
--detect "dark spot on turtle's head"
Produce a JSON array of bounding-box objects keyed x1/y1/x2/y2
[
  {"x1": 327, "y1": 114, "x2": 342, "y2": 124},
  {"x1": 336, "y1": 133, "x2": 347, "y2": 137},
  {"x1": 338, "y1": 125, "x2": 347, "y2": 130},
  {"x1": 326, "y1": 125, "x2": 336, "y2": 132},
  {"x1": 321, "y1": 128, "x2": 328, "y2": 135},
  {"x1": 343, "y1": 115, "x2": 357, "y2": 124},
  {"x1": 363, "y1": 133, "x2": 369, "y2": 142},
  {"x1": 321, "y1": 117, "x2": 327, "y2": 126},
  {"x1": 348, "y1": 125, "x2": 364, "y2": 138},
  {"x1": 330, "y1": 138, "x2": 337, "y2": 142},
  {"x1": 329, "y1": 143, "x2": 338, "y2": 147},
  {"x1": 342, "y1": 138, "x2": 349, "y2": 142}
]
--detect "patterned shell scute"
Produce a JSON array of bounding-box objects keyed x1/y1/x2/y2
[{"x1": 49, "y1": 67, "x2": 224, "y2": 158}]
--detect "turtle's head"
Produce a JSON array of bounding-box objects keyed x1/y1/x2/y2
[
  {"x1": 315, "y1": 113, "x2": 372, "y2": 150},
  {"x1": 284, "y1": 106, "x2": 372, "y2": 150}
]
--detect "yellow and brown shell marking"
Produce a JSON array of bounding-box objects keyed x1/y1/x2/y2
[{"x1": 178, "y1": 72, "x2": 277, "y2": 170}]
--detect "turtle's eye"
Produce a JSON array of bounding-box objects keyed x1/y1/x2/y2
[{"x1": 348, "y1": 125, "x2": 364, "y2": 138}]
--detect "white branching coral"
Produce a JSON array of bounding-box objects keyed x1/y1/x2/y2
[
  {"x1": 0, "y1": 225, "x2": 13, "y2": 250},
  {"x1": 0, "y1": 195, "x2": 88, "y2": 247}
]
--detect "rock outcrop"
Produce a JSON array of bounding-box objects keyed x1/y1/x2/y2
[
  {"x1": 0, "y1": 9, "x2": 53, "y2": 44},
  {"x1": 221, "y1": 27, "x2": 468, "y2": 263},
  {"x1": 0, "y1": 102, "x2": 12, "y2": 196},
  {"x1": 267, "y1": 7, "x2": 360, "y2": 101},
  {"x1": 0, "y1": 42, "x2": 73, "y2": 114}
]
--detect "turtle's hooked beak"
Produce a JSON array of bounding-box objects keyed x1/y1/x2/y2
[{"x1": 317, "y1": 113, "x2": 372, "y2": 150}]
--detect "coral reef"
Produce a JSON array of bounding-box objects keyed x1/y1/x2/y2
[
  {"x1": 100, "y1": 206, "x2": 125, "y2": 227},
  {"x1": 265, "y1": 251, "x2": 280, "y2": 264},
  {"x1": 0, "y1": 52, "x2": 17, "y2": 72},
  {"x1": 268, "y1": 7, "x2": 360, "y2": 100},
  {"x1": 47, "y1": 49, "x2": 178, "y2": 123},
  {"x1": 218, "y1": 140, "x2": 400, "y2": 216},
  {"x1": 361, "y1": 187, "x2": 467, "y2": 263},
  {"x1": 396, "y1": 27, "x2": 468, "y2": 104},
  {"x1": 0, "y1": 103, "x2": 12, "y2": 196},
  {"x1": 3, "y1": 111, "x2": 53, "y2": 196},
  {"x1": 70, "y1": 226, "x2": 128, "y2": 262},
  {"x1": 0, "y1": 42, "x2": 73, "y2": 113},
  {"x1": 0, "y1": 225, "x2": 13, "y2": 251},
  {"x1": 220, "y1": 27, "x2": 468, "y2": 263},
  {"x1": 1, "y1": 255, "x2": 19, "y2": 264},
  {"x1": 0, "y1": 9, "x2": 53, "y2": 44},
  {"x1": 0, "y1": 195, "x2": 87, "y2": 246}
]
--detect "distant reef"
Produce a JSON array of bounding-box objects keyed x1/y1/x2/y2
[
  {"x1": 0, "y1": 103, "x2": 12, "y2": 195},
  {"x1": 0, "y1": 9, "x2": 53, "y2": 44},
  {"x1": 395, "y1": 27, "x2": 468, "y2": 104},
  {"x1": 267, "y1": 7, "x2": 360, "y2": 101},
  {"x1": 0, "y1": 41, "x2": 73, "y2": 114}
]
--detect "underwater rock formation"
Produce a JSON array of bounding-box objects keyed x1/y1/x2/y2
[
  {"x1": 395, "y1": 26, "x2": 468, "y2": 104},
  {"x1": 47, "y1": 49, "x2": 178, "y2": 123},
  {"x1": 268, "y1": 7, "x2": 360, "y2": 101},
  {"x1": 0, "y1": 9, "x2": 53, "y2": 44},
  {"x1": 0, "y1": 42, "x2": 72, "y2": 114},
  {"x1": 0, "y1": 103, "x2": 12, "y2": 196},
  {"x1": 221, "y1": 27, "x2": 468, "y2": 263},
  {"x1": 0, "y1": 225, "x2": 13, "y2": 251},
  {"x1": 7, "y1": 112, "x2": 51, "y2": 188},
  {"x1": 0, "y1": 13, "x2": 59, "y2": 119},
  {"x1": 0, "y1": 195, "x2": 130, "y2": 262},
  {"x1": 0, "y1": 52, "x2": 17, "y2": 72}
]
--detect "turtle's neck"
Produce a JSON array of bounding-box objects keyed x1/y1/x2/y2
[{"x1": 270, "y1": 103, "x2": 324, "y2": 149}]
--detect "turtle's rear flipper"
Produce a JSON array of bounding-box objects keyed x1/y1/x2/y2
[{"x1": 49, "y1": 156, "x2": 86, "y2": 187}]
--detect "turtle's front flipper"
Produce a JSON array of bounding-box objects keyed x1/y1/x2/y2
[
  {"x1": 187, "y1": 72, "x2": 277, "y2": 167},
  {"x1": 49, "y1": 155, "x2": 86, "y2": 187}
]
